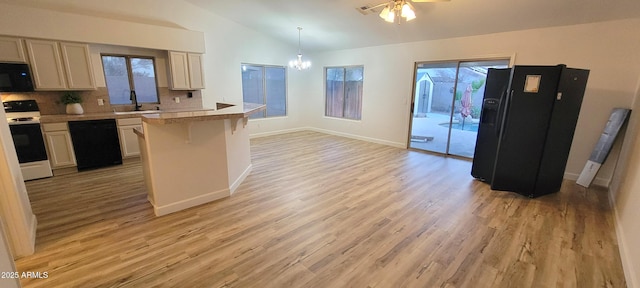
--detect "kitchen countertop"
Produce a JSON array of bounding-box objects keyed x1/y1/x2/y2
[
  {"x1": 40, "y1": 109, "x2": 163, "y2": 123},
  {"x1": 39, "y1": 102, "x2": 265, "y2": 124}
]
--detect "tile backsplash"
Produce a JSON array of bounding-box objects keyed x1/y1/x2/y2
[{"x1": 1, "y1": 87, "x2": 203, "y2": 115}]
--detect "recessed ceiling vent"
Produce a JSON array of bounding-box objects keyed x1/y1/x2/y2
[{"x1": 355, "y1": 5, "x2": 378, "y2": 15}]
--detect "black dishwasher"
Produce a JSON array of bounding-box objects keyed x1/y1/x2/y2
[{"x1": 68, "y1": 119, "x2": 122, "y2": 171}]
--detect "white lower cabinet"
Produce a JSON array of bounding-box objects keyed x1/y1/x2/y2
[
  {"x1": 117, "y1": 118, "x2": 142, "y2": 158},
  {"x1": 43, "y1": 118, "x2": 142, "y2": 169},
  {"x1": 42, "y1": 123, "x2": 76, "y2": 168}
]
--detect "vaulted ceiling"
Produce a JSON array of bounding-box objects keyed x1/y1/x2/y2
[
  {"x1": 184, "y1": 0, "x2": 640, "y2": 51},
  {"x1": 3, "y1": 0, "x2": 640, "y2": 52}
]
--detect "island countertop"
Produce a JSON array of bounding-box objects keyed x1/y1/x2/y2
[{"x1": 141, "y1": 102, "x2": 265, "y2": 124}]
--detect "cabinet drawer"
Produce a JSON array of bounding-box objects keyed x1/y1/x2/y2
[
  {"x1": 42, "y1": 122, "x2": 68, "y2": 132},
  {"x1": 117, "y1": 118, "x2": 142, "y2": 126}
]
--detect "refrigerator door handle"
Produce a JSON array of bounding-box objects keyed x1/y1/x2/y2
[
  {"x1": 501, "y1": 90, "x2": 515, "y2": 140},
  {"x1": 495, "y1": 88, "x2": 508, "y2": 136}
]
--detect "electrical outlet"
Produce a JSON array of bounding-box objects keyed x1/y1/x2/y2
[
  {"x1": 174, "y1": 97, "x2": 180, "y2": 103},
  {"x1": 97, "y1": 99, "x2": 104, "y2": 106}
]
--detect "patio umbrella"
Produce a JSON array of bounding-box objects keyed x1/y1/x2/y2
[{"x1": 460, "y1": 85, "x2": 473, "y2": 129}]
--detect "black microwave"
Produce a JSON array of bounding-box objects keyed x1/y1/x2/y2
[{"x1": 0, "y1": 63, "x2": 35, "y2": 92}]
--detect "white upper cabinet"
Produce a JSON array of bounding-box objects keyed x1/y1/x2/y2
[
  {"x1": 25, "y1": 39, "x2": 67, "y2": 90},
  {"x1": 60, "y1": 42, "x2": 96, "y2": 90},
  {"x1": 25, "y1": 39, "x2": 96, "y2": 91},
  {"x1": 168, "y1": 51, "x2": 205, "y2": 90},
  {"x1": 187, "y1": 53, "x2": 205, "y2": 89},
  {"x1": 0, "y1": 36, "x2": 26, "y2": 63},
  {"x1": 169, "y1": 51, "x2": 189, "y2": 90}
]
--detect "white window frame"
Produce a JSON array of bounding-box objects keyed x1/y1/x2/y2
[
  {"x1": 241, "y1": 63, "x2": 288, "y2": 118},
  {"x1": 324, "y1": 65, "x2": 364, "y2": 121}
]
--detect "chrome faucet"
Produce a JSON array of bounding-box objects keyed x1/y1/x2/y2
[{"x1": 130, "y1": 90, "x2": 142, "y2": 111}]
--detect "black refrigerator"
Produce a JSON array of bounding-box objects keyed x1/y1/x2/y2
[{"x1": 471, "y1": 64, "x2": 589, "y2": 197}]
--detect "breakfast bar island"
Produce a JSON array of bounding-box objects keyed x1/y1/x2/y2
[{"x1": 134, "y1": 102, "x2": 265, "y2": 216}]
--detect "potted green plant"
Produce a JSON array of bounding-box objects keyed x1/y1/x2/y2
[{"x1": 60, "y1": 91, "x2": 84, "y2": 115}]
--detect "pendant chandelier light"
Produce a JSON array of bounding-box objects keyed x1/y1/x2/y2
[
  {"x1": 289, "y1": 27, "x2": 311, "y2": 70},
  {"x1": 379, "y1": 0, "x2": 416, "y2": 24}
]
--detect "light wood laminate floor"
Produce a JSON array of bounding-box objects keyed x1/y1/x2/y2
[{"x1": 16, "y1": 131, "x2": 625, "y2": 287}]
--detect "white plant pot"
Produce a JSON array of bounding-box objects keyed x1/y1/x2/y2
[{"x1": 66, "y1": 103, "x2": 84, "y2": 115}]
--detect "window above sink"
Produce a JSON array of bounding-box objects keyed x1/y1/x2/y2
[{"x1": 102, "y1": 55, "x2": 160, "y2": 105}]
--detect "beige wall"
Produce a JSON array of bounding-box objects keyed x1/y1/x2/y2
[
  {"x1": 609, "y1": 79, "x2": 640, "y2": 288},
  {"x1": 0, "y1": 2, "x2": 204, "y2": 53}
]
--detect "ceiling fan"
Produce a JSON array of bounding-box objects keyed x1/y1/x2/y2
[{"x1": 357, "y1": 0, "x2": 451, "y2": 24}]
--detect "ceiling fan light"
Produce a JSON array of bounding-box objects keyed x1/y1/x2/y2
[
  {"x1": 401, "y1": 3, "x2": 415, "y2": 19},
  {"x1": 404, "y1": 10, "x2": 416, "y2": 21},
  {"x1": 380, "y1": 6, "x2": 396, "y2": 23},
  {"x1": 379, "y1": 6, "x2": 390, "y2": 19},
  {"x1": 386, "y1": 12, "x2": 396, "y2": 22}
]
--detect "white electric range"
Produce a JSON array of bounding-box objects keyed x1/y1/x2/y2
[{"x1": 3, "y1": 100, "x2": 52, "y2": 180}]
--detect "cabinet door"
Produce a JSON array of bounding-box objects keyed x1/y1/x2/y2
[
  {"x1": 45, "y1": 130, "x2": 77, "y2": 167},
  {"x1": 187, "y1": 53, "x2": 205, "y2": 89},
  {"x1": 0, "y1": 36, "x2": 26, "y2": 63},
  {"x1": 25, "y1": 39, "x2": 67, "y2": 90},
  {"x1": 118, "y1": 124, "x2": 142, "y2": 158},
  {"x1": 168, "y1": 51, "x2": 190, "y2": 90},
  {"x1": 60, "y1": 42, "x2": 96, "y2": 90}
]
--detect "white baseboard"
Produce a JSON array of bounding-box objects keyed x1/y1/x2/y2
[
  {"x1": 151, "y1": 164, "x2": 253, "y2": 216},
  {"x1": 608, "y1": 188, "x2": 638, "y2": 288},
  {"x1": 564, "y1": 172, "x2": 610, "y2": 187},
  {"x1": 250, "y1": 127, "x2": 406, "y2": 149},
  {"x1": 249, "y1": 127, "x2": 309, "y2": 139},
  {"x1": 152, "y1": 188, "x2": 229, "y2": 217},
  {"x1": 307, "y1": 127, "x2": 406, "y2": 148},
  {"x1": 229, "y1": 164, "x2": 252, "y2": 195}
]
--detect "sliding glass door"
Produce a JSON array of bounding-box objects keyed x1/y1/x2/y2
[{"x1": 408, "y1": 59, "x2": 509, "y2": 158}]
